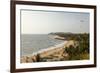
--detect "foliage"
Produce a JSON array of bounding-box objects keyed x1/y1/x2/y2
[{"x1": 64, "y1": 33, "x2": 89, "y2": 60}]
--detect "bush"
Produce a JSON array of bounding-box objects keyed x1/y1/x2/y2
[{"x1": 64, "y1": 38, "x2": 89, "y2": 60}]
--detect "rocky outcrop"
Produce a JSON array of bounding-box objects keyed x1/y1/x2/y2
[{"x1": 21, "y1": 55, "x2": 39, "y2": 63}]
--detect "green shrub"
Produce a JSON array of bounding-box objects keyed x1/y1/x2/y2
[{"x1": 64, "y1": 39, "x2": 89, "y2": 60}]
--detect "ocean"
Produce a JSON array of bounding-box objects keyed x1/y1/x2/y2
[{"x1": 21, "y1": 34, "x2": 65, "y2": 56}]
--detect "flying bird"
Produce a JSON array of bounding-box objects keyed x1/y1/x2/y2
[{"x1": 80, "y1": 20, "x2": 84, "y2": 22}]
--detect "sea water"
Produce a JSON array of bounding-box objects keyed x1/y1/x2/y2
[{"x1": 21, "y1": 34, "x2": 64, "y2": 56}]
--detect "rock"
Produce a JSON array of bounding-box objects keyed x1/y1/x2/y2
[
  {"x1": 26, "y1": 56, "x2": 33, "y2": 63},
  {"x1": 21, "y1": 56, "x2": 28, "y2": 63},
  {"x1": 31, "y1": 55, "x2": 37, "y2": 62}
]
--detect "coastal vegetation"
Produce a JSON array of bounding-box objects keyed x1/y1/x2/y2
[
  {"x1": 63, "y1": 32, "x2": 89, "y2": 60},
  {"x1": 51, "y1": 32, "x2": 89, "y2": 60}
]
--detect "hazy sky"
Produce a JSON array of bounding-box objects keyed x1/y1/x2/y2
[{"x1": 21, "y1": 10, "x2": 90, "y2": 34}]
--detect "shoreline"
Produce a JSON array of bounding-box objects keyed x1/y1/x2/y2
[
  {"x1": 21, "y1": 40, "x2": 76, "y2": 63},
  {"x1": 32, "y1": 41, "x2": 68, "y2": 56}
]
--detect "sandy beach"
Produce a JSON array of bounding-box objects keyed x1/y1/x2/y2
[{"x1": 32, "y1": 41, "x2": 68, "y2": 56}]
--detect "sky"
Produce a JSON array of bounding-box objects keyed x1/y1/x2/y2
[{"x1": 21, "y1": 10, "x2": 90, "y2": 34}]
